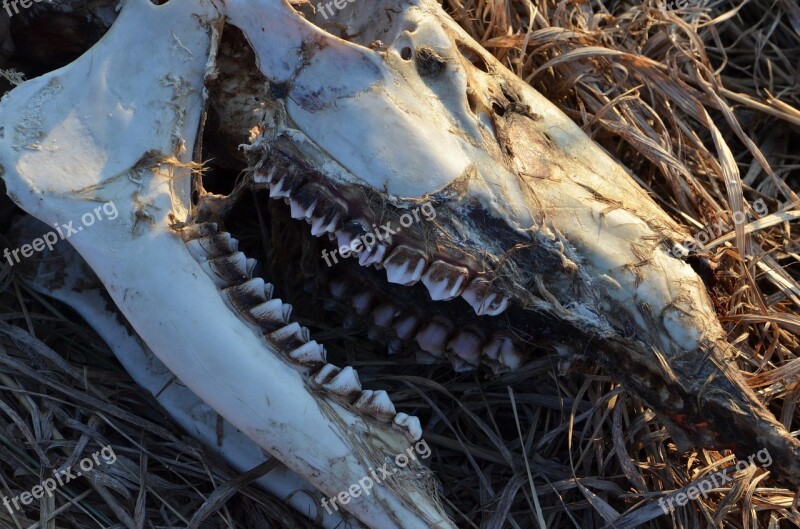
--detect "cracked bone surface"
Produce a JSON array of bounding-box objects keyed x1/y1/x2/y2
[
  {"x1": 0, "y1": 1, "x2": 454, "y2": 528},
  {"x1": 3, "y1": 0, "x2": 800, "y2": 527}
]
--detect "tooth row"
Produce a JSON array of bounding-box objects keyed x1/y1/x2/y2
[
  {"x1": 179, "y1": 222, "x2": 422, "y2": 440},
  {"x1": 260, "y1": 167, "x2": 510, "y2": 314},
  {"x1": 329, "y1": 276, "x2": 526, "y2": 374}
]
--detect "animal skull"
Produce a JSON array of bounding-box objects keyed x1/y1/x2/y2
[{"x1": 1, "y1": 0, "x2": 799, "y2": 527}]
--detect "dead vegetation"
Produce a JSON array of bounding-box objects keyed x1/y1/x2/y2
[{"x1": 0, "y1": 1, "x2": 799, "y2": 528}]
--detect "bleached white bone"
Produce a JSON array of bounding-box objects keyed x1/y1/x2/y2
[
  {"x1": 0, "y1": 1, "x2": 455, "y2": 527},
  {"x1": 14, "y1": 215, "x2": 356, "y2": 529}
]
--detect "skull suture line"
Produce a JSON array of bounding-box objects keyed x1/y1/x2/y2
[{"x1": 1, "y1": 1, "x2": 798, "y2": 528}]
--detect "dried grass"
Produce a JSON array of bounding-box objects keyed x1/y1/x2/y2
[{"x1": 0, "y1": 0, "x2": 799, "y2": 528}]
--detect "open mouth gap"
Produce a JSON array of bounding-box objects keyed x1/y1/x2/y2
[{"x1": 197, "y1": 156, "x2": 571, "y2": 374}]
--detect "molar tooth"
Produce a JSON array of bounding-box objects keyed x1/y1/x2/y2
[
  {"x1": 312, "y1": 363, "x2": 340, "y2": 385},
  {"x1": 287, "y1": 341, "x2": 326, "y2": 369},
  {"x1": 392, "y1": 413, "x2": 423, "y2": 442},
  {"x1": 204, "y1": 252, "x2": 251, "y2": 286},
  {"x1": 384, "y1": 246, "x2": 427, "y2": 286},
  {"x1": 250, "y1": 299, "x2": 292, "y2": 330},
  {"x1": 179, "y1": 222, "x2": 218, "y2": 241},
  {"x1": 462, "y1": 278, "x2": 510, "y2": 316},
  {"x1": 393, "y1": 313, "x2": 421, "y2": 342},
  {"x1": 371, "y1": 302, "x2": 399, "y2": 328},
  {"x1": 352, "y1": 291, "x2": 376, "y2": 316},
  {"x1": 320, "y1": 366, "x2": 362, "y2": 401},
  {"x1": 290, "y1": 198, "x2": 317, "y2": 220},
  {"x1": 269, "y1": 176, "x2": 291, "y2": 198},
  {"x1": 387, "y1": 337, "x2": 405, "y2": 356},
  {"x1": 446, "y1": 327, "x2": 484, "y2": 372},
  {"x1": 269, "y1": 322, "x2": 310, "y2": 351},
  {"x1": 482, "y1": 335, "x2": 525, "y2": 374},
  {"x1": 422, "y1": 261, "x2": 469, "y2": 301},
  {"x1": 311, "y1": 214, "x2": 340, "y2": 236},
  {"x1": 415, "y1": 316, "x2": 454, "y2": 357},
  {"x1": 354, "y1": 390, "x2": 396, "y2": 422},
  {"x1": 253, "y1": 166, "x2": 278, "y2": 184},
  {"x1": 223, "y1": 278, "x2": 268, "y2": 313},
  {"x1": 359, "y1": 243, "x2": 387, "y2": 267}
]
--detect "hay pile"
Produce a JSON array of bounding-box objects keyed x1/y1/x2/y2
[{"x1": 1, "y1": 1, "x2": 798, "y2": 528}]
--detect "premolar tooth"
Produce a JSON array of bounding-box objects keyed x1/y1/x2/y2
[
  {"x1": 482, "y1": 335, "x2": 525, "y2": 374},
  {"x1": 372, "y1": 302, "x2": 399, "y2": 328},
  {"x1": 287, "y1": 341, "x2": 326, "y2": 369},
  {"x1": 250, "y1": 299, "x2": 292, "y2": 330},
  {"x1": 223, "y1": 278, "x2": 268, "y2": 313},
  {"x1": 328, "y1": 277, "x2": 356, "y2": 300},
  {"x1": 186, "y1": 232, "x2": 238, "y2": 260},
  {"x1": 415, "y1": 316, "x2": 454, "y2": 357},
  {"x1": 446, "y1": 327, "x2": 484, "y2": 372},
  {"x1": 179, "y1": 223, "x2": 218, "y2": 241},
  {"x1": 253, "y1": 166, "x2": 277, "y2": 184},
  {"x1": 384, "y1": 246, "x2": 427, "y2": 286},
  {"x1": 392, "y1": 413, "x2": 423, "y2": 442},
  {"x1": 422, "y1": 261, "x2": 469, "y2": 301},
  {"x1": 354, "y1": 390, "x2": 396, "y2": 421},
  {"x1": 204, "y1": 252, "x2": 251, "y2": 286},
  {"x1": 269, "y1": 322, "x2": 310, "y2": 351},
  {"x1": 311, "y1": 214, "x2": 340, "y2": 236},
  {"x1": 312, "y1": 363, "x2": 340, "y2": 385},
  {"x1": 462, "y1": 278, "x2": 510, "y2": 316},
  {"x1": 320, "y1": 366, "x2": 362, "y2": 402}
]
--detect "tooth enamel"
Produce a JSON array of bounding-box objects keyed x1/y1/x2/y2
[
  {"x1": 393, "y1": 313, "x2": 420, "y2": 341},
  {"x1": 269, "y1": 176, "x2": 291, "y2": 198},
  {"x1": 290, "y1": 198, "x2": 317, "y2": 220},
  {"x1": 311, "y1": 214, "x2": 339, "y2": 236},
  {"x1": 354, "y1": 390, "x2": 397, "y2": 421},
  {"x1": 462, "y1": 278, "x2": 510, "y2": 316},
  {"x1": 223, "y1": 278, "x2": 269, "y2": 313},
  {"x1": 250, "y1": 299, "x2": 293, "y2": 329},
  {"x1": 203, "y1": 252, "x2": 251, "y2": 286},
  {"x1": 446, "y1": 328, "x2": 484, "y2": 371},
  {"x1": 372, "y1": 303, "x2": 398, "y2": 328},
  {"x1": 254, "y1": 166, "x2": 277, "y2": 184},
  {"x1": 483, "y1": 335, "x2": 525, "y2": 374},
  {"x1": 336, "y1": 229, "x2": 355, "y2": 250},
  {"x1": 321, "y1": 366, "x2": 362, "y2": 401},
  {"x1": 312, "y1": 363, "x2": 340, "y2": 385},
  {"x1": 422, "y1": 261, "x2": 470, "y2": 301},
  {"x1": 415, "y1": 316, "x2": 454, "y2": 357},
  {"x1": 287, "y1": 341, "x2": 326, "y2": 368},
  {"x1": 186, "y1": 233, "x2": 239, "y2": 260},
  {"x1": 328, "y1": 278, "x2": 353, "y2": 300},
  {"x1": 384, "y1": 246, "x2": 427, "y2": 285},
  {"x1": 359, "y1": 243, "x2": 387, "y2": 267},
  {"x1": 392, "y1": 413, "x2": 423, "y2": 442},
  {"x1": 269, "y1": 322, "x2": 310, "y2": 351}
]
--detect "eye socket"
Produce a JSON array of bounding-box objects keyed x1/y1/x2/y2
[{"x1": 400, "y1": 47, "x2": 413, "y2": 60}]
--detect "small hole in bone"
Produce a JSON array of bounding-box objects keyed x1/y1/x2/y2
[
  {"x1": 400, "y1": 47, "x2": 413, "y2": 60},
  {"x1": 492, "y1": 102, "x2": 506, "y2": 117}
]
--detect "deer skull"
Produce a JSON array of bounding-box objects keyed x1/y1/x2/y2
[{"x1": 1, "y1": 0, "x2": 799, "y2": 527}]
